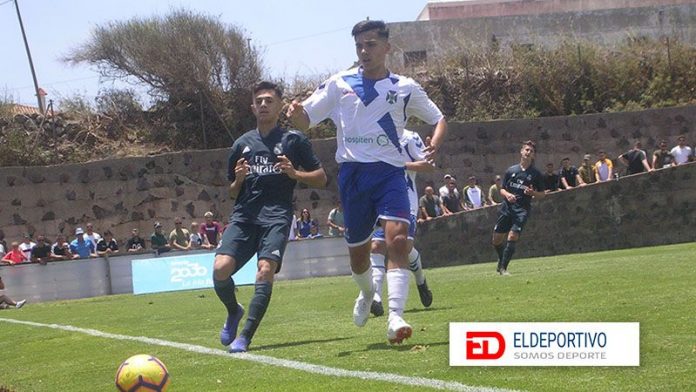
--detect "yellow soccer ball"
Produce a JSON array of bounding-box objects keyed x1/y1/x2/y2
[{"x1": 115, "y1": 354, "x2": 170, "y2": 391}]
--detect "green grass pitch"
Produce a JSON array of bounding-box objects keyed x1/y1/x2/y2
[{"x1": 0, "y1": 243, "x2": 694, "y2": 391}]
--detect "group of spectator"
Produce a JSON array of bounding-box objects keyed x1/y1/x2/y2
[
  {"x1": 417, "y1": 135, "x2": 694, "y2": 221},
  {"x1": 543, "y1": 136, "x2": 693, "y2": 192},
  {"x1": 0, "y1": 211, "x2": 226, "y2": 265},
  {"x1": 418, "y1": 174, "x2": 504, "y2": 221},
  {"x1": 290, "y1": 200, "x2": 345, "y2": 241}
]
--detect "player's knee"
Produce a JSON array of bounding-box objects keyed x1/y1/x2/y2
[
  {"x1": 508, "y1": 232, "x2": 520, "y2": 242},
  {"x1": 213, "y1": 255, "x2": 235, "y2": 280},
  {"x1": 256, "y1": 260, "x2": 276, "y2": 282},
  {"x1": 388, "y1": 233, "x2": 409, "y2": 253}
]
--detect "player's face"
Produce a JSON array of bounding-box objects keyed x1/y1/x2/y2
[
  {"x1": 520, "y1": 145, "x2": 535, "y2": 160},
  {"x1": 252, "y1": 90, "x2": 283, "y2": 124},
  {"x1": 354, "y1": 30, "x2": 390, "y2": 78}
]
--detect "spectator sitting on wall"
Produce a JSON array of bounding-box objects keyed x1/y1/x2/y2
[
  {"x1": 542, "y1": 162, "x2": 560, "y2": 192},
  {"x1": 32, "y1": 235, "x2": 53, "y2": 265},
  {"x1": 189, "y1": 222, "x2": 204, "y2": 249},
  {"x1": 559, "y1": 157, "x2": 581, "y2": 190},
  {"x1": 1, "y1": 242, "x2": 28, "y2": 265},
  {"x1": 419, "y1": 186, "x2": 443, "y2": 221},
  {"x1": 126, "y1": 228, "x2": 146, "y2": 252},
  {"x1": 83, "y1": 223, "x2": 102, "y2": 245},
  {"x1": 441, "y1": 177, "x2": 464, "y2": 214},
  {"x1": 151, "y1": 222, "x2": 171, "y2": 255},
  {"x1": 199, "y1": 211, "x2": 222, "y2": 249},
  {"x1": 619, "y1": 140, "x2": 653, "y2": 175},
  {"x1": 577, "y1": 154, "x2": 595, "y2": 185},
  {"x1": 487, "y1": 175, "x2": 503, "y2": 205},
  {"x1": 653, "y1": 139, "x2": 675, "y2": 169},
  {"x1": 19, "y1": 234, "x2": 36, "y2": 263},
  {"x1": 439, "y1": 174, "x2": 459, "y2": 199},
  {"x1": 327, "y1": 200, "x2": 345, "y2": 237},
  {"x1": 308, "y1": 222, "x2": 324, "y2": 239},
  {"x1": 70, "y1": 228, "x2": 96, "y2": 259},
  {"x1": 0, "y1": 276, "x2": 26, "y2": 310},
  {"x1": 462, "y1": 176, "x2": 484, "y2": 210},
  {"x1": 96, "y1": 230, "x2": 120, "y2": 257},
  {"x1": 670, "y1": 135, "x2": 692, "y2": 166},
  {"x1": 296, "y1": 208, "x2": 314, "y2": 239},
  {"x1": 51, "y1": 234, "x2": 72, "y2": 260},
  {"x1": 594, "y1": 150, "x2": 614, "y2": 182},
  {"x1": 169, "y1": 217, "x2": 191, "y2": 251}
]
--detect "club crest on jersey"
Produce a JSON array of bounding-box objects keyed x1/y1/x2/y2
[
  {"x1": 386, "y1": 90, "x2": 398, "y2": 104},
  {"x1": 273, "y1": 143, "x2": 283, "y2": 155}
]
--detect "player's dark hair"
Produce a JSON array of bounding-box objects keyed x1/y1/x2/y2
[
  {"x1": 253, "y1": 81, "x2": 283, "y2": 99},
  {"x1": 522, "y1": 140, "x2": 537, "y2": 153},
  {"x1": 352, "y1": 20, "x2": 389, "y2": 39}
]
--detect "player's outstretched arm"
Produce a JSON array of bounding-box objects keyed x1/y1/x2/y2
[{"x1": 286, "y1": 100, "x2": 310, "y2": 131}]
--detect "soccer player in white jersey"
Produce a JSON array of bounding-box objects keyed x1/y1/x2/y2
[
  {"x1": 288, "y1": 20, "x2": 447, "y2": 344},
  {"x1": 368, "y1": 129, "x2": 434, "y2": 318}
]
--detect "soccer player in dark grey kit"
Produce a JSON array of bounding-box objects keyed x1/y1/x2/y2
[
  {"x1": 492, "y1": 140, "x2": 546, "y2": 275},
  {"x1": 213, "y1": 81, "x2": 327, "y2": 353}
]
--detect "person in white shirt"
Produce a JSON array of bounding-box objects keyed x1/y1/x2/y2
[
  {"x1": 287, "y1": 20, "x2": 447, "y2": 345},
  {"x1": 83, "y1": 223, "x2": 102, "y2": 245},
  {"x1": 439, "y1": 174, "x2": 459, "y2": 199},
  {"x1": 18, "y1": 234, "x2": 36, "y2": 262},
  {"x1": 670, "y1": 135, "x2": 693, "y2": 165},
  {"x1": 462, "y1": 176, "x2": 484, "y2": 209}
]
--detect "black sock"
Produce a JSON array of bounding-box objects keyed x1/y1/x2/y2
[
  {"x1": 240, "y1": 281, "x2": 273, "y2": 342},
  {"x1": 502, "y1": 241, "x2": 517, "y2": 270},
  {"x1": 213, "y1": 278, "x2": 238, "y2": 315},
  {"x1": 494, "y1": 244, "x2": 505, "y2": 269}
]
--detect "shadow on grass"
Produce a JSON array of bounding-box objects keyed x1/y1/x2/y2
[
  {"x1": 337, "y1": 340, "x2": 448, "y2": 357},
  {"x1": 252, "y1": 336, "x2": 351, "y2": 351},
  {"x1": 404, "y1": 306, "x2": 453, "y2": 314}
]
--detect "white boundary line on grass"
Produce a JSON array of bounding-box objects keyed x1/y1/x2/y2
[{"x1": 0, "y1": 317, "x2": 520, "y2": 392}]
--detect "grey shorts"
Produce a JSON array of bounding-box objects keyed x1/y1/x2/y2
[{"x1": 216, "y1": 221, "x2": 290, "y2": 274}]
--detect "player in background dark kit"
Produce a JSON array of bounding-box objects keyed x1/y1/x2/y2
[
  {"x1": 492, "y1": 141, "x2": 546, "y2": 275},
  {"x1": 213, "y1": 81, "x2": 327, "y2": 353}
]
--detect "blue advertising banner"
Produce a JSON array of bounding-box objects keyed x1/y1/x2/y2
[{"x1": 132, "y1": 252, "x2": 257, "y2": 295}]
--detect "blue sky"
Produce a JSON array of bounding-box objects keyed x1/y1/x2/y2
[{"x1": 1, "y1": 0, "x2": 429, "y2": 107}]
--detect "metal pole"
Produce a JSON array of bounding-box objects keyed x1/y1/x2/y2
[{"x1": 13, "y1": 0, "x2": 44, "y2": 113}]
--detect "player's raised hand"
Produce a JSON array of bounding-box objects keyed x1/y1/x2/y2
[
  {"x1": 274, "y1": 155, "x2": 297, "y2": 179},
  {"x1": 235, "y1": 158, "x2": 250, "y2": 178},
  {"x1": 286, "y1": 99, "x2": 309, "y2": 130}
]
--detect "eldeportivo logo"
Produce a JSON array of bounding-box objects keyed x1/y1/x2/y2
[
  {"x1": 450, "y1": 322, "x2": 639, "y2": 366},
  {"x1": 466, "y1": 332, "x2": 505, "y2": 360}
]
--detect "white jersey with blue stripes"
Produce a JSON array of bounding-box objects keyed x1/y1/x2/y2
[
  {"x1": 302, "y1": 67, "x2": 443, "y2": 168},
  {"x1": 402, "y1": 129, "x2": 428, "y2": 216}
]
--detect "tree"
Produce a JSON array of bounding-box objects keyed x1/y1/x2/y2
[{"x1": 64, "y1": 9, "x2": 262, "y2": 149}]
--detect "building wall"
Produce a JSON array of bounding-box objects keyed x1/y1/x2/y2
[
  {"x1": 390, "y1": 4, "x2": 696, "y2": 69},
  {"x1": 419, "y1": 0, "x2": 696, "y2": 20},
  {"x1": 0, "y1": 105, "x2": 694, "y2": 245}
]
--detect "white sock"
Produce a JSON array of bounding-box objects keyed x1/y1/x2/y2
[
  {"x1": 371, "y1": 253, "x2": 386, "y2": 302},
  {"x1": 408, "y1": 248, "x2": 425, "y2": 285},
  {"x1": 387, "y1": 268, "x2": 410, "y2": 318},
  {"x1": 352, "y1": 267, "x2": 374, "y2": 299}
]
